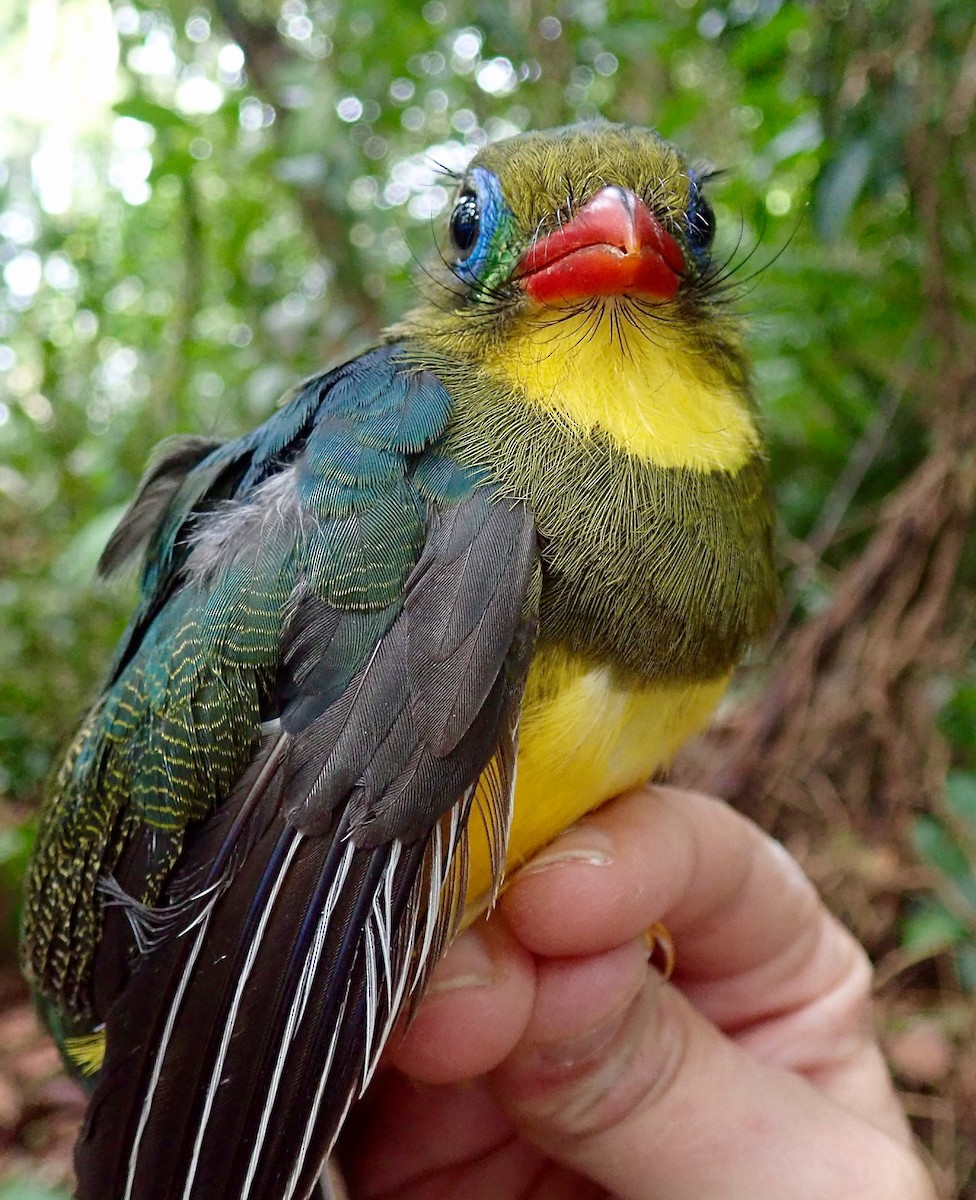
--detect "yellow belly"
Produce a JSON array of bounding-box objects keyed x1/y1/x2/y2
[{"x1": 463, "y1": 648, "x2": 730, "y2": 913}]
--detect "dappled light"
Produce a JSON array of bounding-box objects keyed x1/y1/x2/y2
[{"x1": 1, "y1": 1, "x2": 974, "y2": 1195}]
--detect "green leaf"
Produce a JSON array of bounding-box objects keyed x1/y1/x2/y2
[
  {"x1": 946, "y1": 771, "x2": 976, "y2": 830},
  {"x1": 813, "y1": 137, "x2": 874, "y2": 240},
  {"x1": 912, "y1": 813, "x2": 971, "y2": 883},
  {"x1": 900, "y1": 901, "x2": 966, "y2": 953},
  {"x1": 0, "y1": 822, "x2": 32, "y2": 868},
  {"x1": 728, "y1": 6, "x2": 809, "y2": 74},
  {"x1": 955, "y1": 940, "x2": 976, "y2": 992},
  {"x1": 53, "y1": 507, "x2": 129, "y2": 587},
  {"x1": 0, "y1": 1180, "x2": 72, "y2": 1200},
  {"x1": 938, "y1": 684, "x2": 976, "y2": 758},
  {"x1": 912, "y1": 811, "x2": 976, "y2": 915},
  {"x1": 113, "y1": 96, "x2": 194, "y2": 133}
]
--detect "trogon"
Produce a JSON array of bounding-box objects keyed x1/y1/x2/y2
[{"x1": 21, "y1": 122, "x2": 778, "y2": 1199}]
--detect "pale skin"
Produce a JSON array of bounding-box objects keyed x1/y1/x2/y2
[{"x1": 339, "y1": 785, "x2": 936, "y2": 1200}]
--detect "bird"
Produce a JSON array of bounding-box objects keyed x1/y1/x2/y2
[{"x1": 20, "y1": 121, "x2": 778, "y2": 1200}]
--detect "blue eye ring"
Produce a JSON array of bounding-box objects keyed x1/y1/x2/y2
[
  {"x1": 450, "y1": 167, "x2": 505, "y2": 287},
  {"x1": 686, "y1": 170, "x2": 716, "y2": 267}
]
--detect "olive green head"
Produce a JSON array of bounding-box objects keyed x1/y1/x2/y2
[{"x1": 397, "y1": 121, "x2": 737, "y2": 370}]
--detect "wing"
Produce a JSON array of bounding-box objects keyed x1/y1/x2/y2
[
  {"x1": 21, "y1": 342, "x2": 539, "y2": 1199},
  {"x1": 22, "y1": 363, "x2": 350, "y2": 1026},
  {"x1": 76, "y1": 489, "x2": 537, "y2": 1200}
]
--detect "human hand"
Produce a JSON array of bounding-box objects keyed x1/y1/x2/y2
[{"x1": 339, "y1": 785, "x2": 935, "y2": 1199}]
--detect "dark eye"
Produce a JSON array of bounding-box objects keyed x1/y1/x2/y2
[
  {"x1": 450, "y1": 191, "x2": 480, "y2": 258},
  {"x1": 687, "y1": 182, "x2": 715, "y2": 260}
]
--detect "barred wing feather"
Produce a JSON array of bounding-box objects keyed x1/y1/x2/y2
[{"x1": 75, "y1": 491, "x2": 537, "y2": 1200}]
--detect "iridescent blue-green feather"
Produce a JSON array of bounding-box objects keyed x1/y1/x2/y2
[
  {"x1": 22, "y1": 339, "x2": 538, "y2": 1200},
  {"x1": 21, "y1": 344, "x2": 463, "y2": 1028}
]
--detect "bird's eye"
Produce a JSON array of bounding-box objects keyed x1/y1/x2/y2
[
  {"x1": 686, "y1": 177, "x2": 715, "y2": 262},
  {"x1": 689, "y1": 196, "x2": 715, "y2": 248},
  {"x1": 450, "y1": 191, "x2": 481, "y2": 259},
  {"x1": 448, "y1": 168, "x2": 508, "y2": 289}
]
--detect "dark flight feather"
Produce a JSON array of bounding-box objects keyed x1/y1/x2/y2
[
  {"x1": 23, "y1": 339, "x2": 538, "y2": 1199},
  {"x1": 73, "y1": 489, "x2": 537, "y2": 1200},
  {"x1": 97, "y1": 436, "x2": 224, "y2": 578}
]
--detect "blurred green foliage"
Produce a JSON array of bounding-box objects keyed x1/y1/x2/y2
[
  {"x1": 0, "y1": 1183, "x2": 70, "y2": 1200},
  {"x1": 1, "y1": 0, "x2": 972, "y2": 893},
  {"x1": 905, "y1": 771, "x2": 976, "y2": 992},
  {"x1": 2, "y1": 0, "x2": 975, "y2": 1190}
]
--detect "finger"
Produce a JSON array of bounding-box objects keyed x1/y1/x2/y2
[
  {"x1": 502, "y1": 785, "x2": 843, "y2": 1028},
  {"x1": 500, "y1": 785, "x2": 912, "y2": 1139},
  {"x1": 502, "y1": 785, "x2": 818, "y2": 976},
  {"x1": 388, "y1": 920, "x2": 649, "y2": 1088},
  {"x1": 341, "y1": 1074, "x2": 516, "y2": 1199},
  {"x1": 343, "y1": 1069, "x2": 606, "y2": 1200},
  {"x1": 386, "y1": 915, "x2": 535, "y2": 1084},
  {"x1": 492, "y1": 961, "x2": 937, "y2": 1200},
  {"x1": 361, "y1": 933, "x2": 644, "y2": 1198}
]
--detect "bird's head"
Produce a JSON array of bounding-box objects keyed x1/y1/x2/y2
[{"x1": 396, "y1": 122, "x2": 744, "y2": 387}]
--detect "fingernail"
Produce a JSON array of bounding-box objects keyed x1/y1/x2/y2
[
  {"x1": 535, "y1": 1004, "x2": 631, "y2": 1069},
  {"x1": 425, "y1": 927, "x2": 496, "y2": 996},
  {"x1": 518, "y1": 825, "x2": 614, "y2": 878}
]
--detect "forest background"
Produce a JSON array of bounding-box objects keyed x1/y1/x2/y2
[{"x1": 0, "y1": 0, "x2": 974, "y2": 1195}]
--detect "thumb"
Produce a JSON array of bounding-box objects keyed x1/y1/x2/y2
[{"x1": 490, "y1": 948, "x2": 933, "y2": 1200}]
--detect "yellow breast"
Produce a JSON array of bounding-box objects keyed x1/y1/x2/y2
[
  {"x1": 459, "y1": 307, "x2": 757, "y2": 911},
  {"x1": 463, "y1": 647, "x2": 730, "y2": 911}
]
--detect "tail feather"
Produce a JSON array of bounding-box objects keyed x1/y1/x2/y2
[
  {"x1": 73, "y1": 492, "x2": 538, "y2": 1199},
  {"x1": 76, "y1": 783, "x2": 472, "y2": 1200}
]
